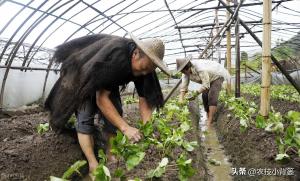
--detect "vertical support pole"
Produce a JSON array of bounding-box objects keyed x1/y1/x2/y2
[
  {"x1": 215, "y1": 8, "x2": 221, "y2": 63},
  {"x1": 260, "y1": 0, "x2": 272, "y2": 116},
  {"x1": 226, "y1": 0, "x2": 232, "y2": 94},
  {"x1": 245, "y1": 64, "x2": 247, "y2": 81},
  {"x1": 234, "y1": 0, "x2": 241, "y2": 98}
]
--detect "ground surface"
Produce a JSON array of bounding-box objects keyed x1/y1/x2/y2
[
  {"x1": 0, "y1": 99, "x2": 207, "y2": 181},
  {"x1": 0, "y1": 111, "x2": 84, "y2": 181},
  {"x1": 215, "y1": 94, "x2": 300, "y2": 181}
]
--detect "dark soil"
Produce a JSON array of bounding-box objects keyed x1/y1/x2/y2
[
  {"x1": 215, "y1": 93, "x2": 300, "y2": 181},
  {"x1": 0, "y1": 100, "x2": 207, "y2": 180},
  {"x1": 0, "y1": 112, "x2": 85, "y2": 181}
]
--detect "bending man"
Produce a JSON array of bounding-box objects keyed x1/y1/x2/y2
[
  {"x1": 45, "y1": 33, "x2": 170, "y2": 173},
  {"x1": 176, "y1": 56, "x2": 230, "y2": 128}
]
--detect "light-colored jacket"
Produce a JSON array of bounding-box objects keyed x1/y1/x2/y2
[{"x1": 180, "y1": 59, "x2": 230, "y2": 92}]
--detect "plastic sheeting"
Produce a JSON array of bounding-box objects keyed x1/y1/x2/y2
[{"x1": 244, "y1": 70, "x2": 300, "y2": 86}]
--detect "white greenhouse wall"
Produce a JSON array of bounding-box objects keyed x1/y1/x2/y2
[{"x1": 0, "y1": 69, "x2": 59, "y2": 108}]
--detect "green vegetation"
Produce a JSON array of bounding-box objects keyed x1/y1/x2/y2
[
  {"x1": 219, "y1": 90, "x2": 300, "y2": 162},
  {"x1": 36, "y1": 123, "x2": 49, "y2": 134},
  {"x1": 241, "y1": 33, "x2": 299, "y2": 71},
  {"x1": 241, "y1": 84, "x2": 300, "y2": 103},
  {"x1": 50, "y1": 160, "x2": 87, "y2": 181},
  {"x1": 272, "y1": 44, "x2": 295, "y2": 61},
  {"x1": 102, "y1": 98, "x2": 197, "y2": 180}
]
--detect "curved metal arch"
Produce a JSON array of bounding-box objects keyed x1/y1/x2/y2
[
  {"x1": 110, "y1": 0, "x2": 177, "y2": 35},
  {"x1": 22, "y1": 1, "x2": 82, "y2": 67},
  {"x1": 25, "y1": 0, "x2": 103, "y2": 68},
  {"x1": 0, "y1": 0, "x2": 34, "y2": 35},
  {"x1": 6, "y1": 0, "x2": 95, "y2": 33},
  {"x1": 80, "y1": 0, "x2": 128, "y2": 33},
  {"x1": 64, "y1": 0, "x2": 127, "y2": 42},
  {"x1": 0, "y1": 0, "x2": 49, "y2": 64},
  {"x1": 99, "y1": 0, "x2": 145, "y2": 33},
  {"x1": 21, "y1": 1, "x2": 82, "y2": 67},
  {"x1": 4, "y1": 0, "x2": 70, "y2": 65},
  {"x1": 134, "y1": 0, "x2": 215, "y2": 38},
  {"x1": 147, "y1": 12, "x2": 218, "y2": 38},
  {"x1": 0, "y1": 0, "x2": 76, "y2": 108}
]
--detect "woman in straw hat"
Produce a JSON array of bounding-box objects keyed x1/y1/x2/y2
[
  {"x1": 176, "y1": 56, "x2": 230, "y2": 129},
  {"x1": 45, "y1": 33, "x2": 170, "y2": 174}
]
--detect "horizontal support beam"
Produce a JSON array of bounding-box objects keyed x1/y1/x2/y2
[
  {"x1": 176, "y1": 20, "x2": 261, "y2": 29},
  {"x1": 0, "y1": 65, "x2": 60, "y2": 71}
]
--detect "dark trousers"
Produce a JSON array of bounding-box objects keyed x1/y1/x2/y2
[
  {"x1": 202, "y1": 77, "x2": 224, "y2": 113},
  {"x1": 75, "y1": 91, "x2": 122, "y2": 134}
]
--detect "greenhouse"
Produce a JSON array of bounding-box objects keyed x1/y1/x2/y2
[{"x1": 0, "y1": 0, "x2": 300, "y2": 180}]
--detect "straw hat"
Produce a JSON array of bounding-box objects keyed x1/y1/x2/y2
[
  {"x1": 176, "y1": 55, "x2": 192, "y2": 73},
  {"x1": 129, "y1": 33, "x2": 170, "y2": 76}
]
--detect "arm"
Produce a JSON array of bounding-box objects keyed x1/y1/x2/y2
[
  {"x1": 197, "y1": 71, "x2": 210, "y2": 94},
  {"x1": 139, "y1": 97, "x2": 153, "y2": 123},
  {"x1": 96, "y1": 89, "x2": 141, "y2": 142},
  {"x1": 179, "y1": 74, "x2": 190, "y2": 102}
]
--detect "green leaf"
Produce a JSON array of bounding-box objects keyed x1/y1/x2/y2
[
  {"x1": 103, "y1": 165, "x2": 111, "y2": 178},
  {"x1": 98, "y1": 149, "x2": 107, "y2": 164},
  {"x1": 275, "y1": 153, "x2": 290, "y2": 161},
  {"x1": 62, "y1": 160, "x2": 87, "y2": 179},
  {"x1": 110, "y1": 131, "x2": 127, "y2": 157},
  {"x1": 140, "y1": 121, "x2": 154, "y2": 137},
  {"x1": 93, "y1": 164, "x2": 111, "y2": 181},
  {"x1": 265, "y1": 123, "x2": 273, "y2": 132},
  {"x1": 159, "y1": 157, "x2": 169, "y2": 167},
  {"x1": 286, "y1": 125, "x2": 296, "y2": 139},
  {"x1": 255, "y1": 115, "x2": 266, "y2": 129},
  {"x1": 180, "y1": 121, "x2": 190, "y2": 132},
  {"x1": 266, "y1": 121, "x2": 284, "y2": 133},
  {"x1": 113, "y1": 168, "x2": 124, "y2": 178},
  {"x1": 177, "y1": 154, "x2": 195, "y2": 181},
  {"x1": 182, "y1": 141, "x2": 198, "y2": 152},
  {"x1": 37, "y1": 123, "x2": 49, "y2": 134},
  {"x1": 208, "y1": 158, "x2": 221, "y2": 166},
  {"x1": 147, "y1": 157, "x2": 169, "y2": 178},
  {"x1": 248, "y1": 107, "x2": 256, "y2": 115},
  {"x1": 239, "y1": 119, "x2": 248, "y2": 132},
  {"x1": 287, "y1": 111, "x2": 300, "y2": 122},
  {"x1": 126, "y1": 152, "x2": 145, "y2": 170},
  {"x1": 276, "y1": 136, "x2": 285, "y2": 154}
]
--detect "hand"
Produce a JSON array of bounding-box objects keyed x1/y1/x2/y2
[
  {"x1": 121, "y1": 125, "x2": 142, "y2": 143},
  {"x1": 186, "y1": 91, "x2": 200, "y2": 101}
]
